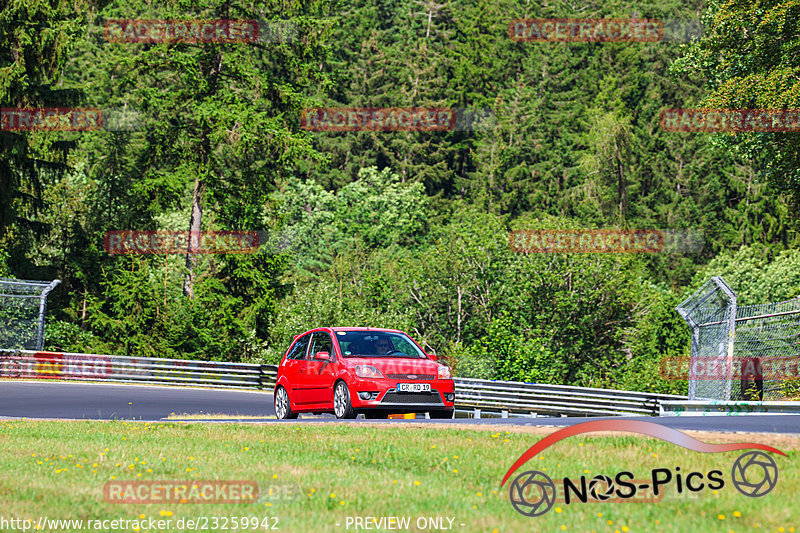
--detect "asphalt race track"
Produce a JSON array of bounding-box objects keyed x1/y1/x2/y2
[
  {"x1": 2, "y1": 381, "x2": 800, "y2": 434},
  {"x1": 0, "y1": 381, "x2": 275, "y2": 420}
]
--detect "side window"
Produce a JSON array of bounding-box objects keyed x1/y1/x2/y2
[
  {"x1": 309, "y1": 332, "x2": 334, "y2": 360},
  {"x1": 286, "y1": 334, "x2": 310, "y2": 360}
]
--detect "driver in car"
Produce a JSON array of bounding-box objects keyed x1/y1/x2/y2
[{"x1": 373, "y1": 338, "x2": 393, "y2": 355}]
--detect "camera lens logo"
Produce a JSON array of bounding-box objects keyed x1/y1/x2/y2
[
  {"x1": 587, "y1": 474, "x2": 615, "y2": 501},
  {"x1": 508, "y1": 471, "x2": 556, "y2": 516},
  {"x1": 731, "y1": 451, "x2": 778, "y2": 497}
]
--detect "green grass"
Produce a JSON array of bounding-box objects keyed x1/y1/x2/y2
[{"x1": 0, "y1": 420, "x2": 798, "y2": 532}]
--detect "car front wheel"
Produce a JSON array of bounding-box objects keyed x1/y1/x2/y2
[
  {"x1": 333, "y1": 381, "x2": 356, "y2": 419},
  {"x1": 275, "y1": 386, "x2": 298, "y2": 420}
]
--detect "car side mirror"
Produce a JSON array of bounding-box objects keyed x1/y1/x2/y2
[
  {"x1": 428, "y1": 353, "x2": 438, "y2": 361},
  {"x1": 315, "y1": 351, "x2": 331, "y2": 361}
]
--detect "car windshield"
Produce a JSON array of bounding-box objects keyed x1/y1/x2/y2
[{"x1": 335, "y1": 331, "x2": 427, "y2": 358}]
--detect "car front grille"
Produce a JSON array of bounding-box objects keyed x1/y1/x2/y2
[
  {"x1": 381, "y1": 391, "x2": 442, "y2": 405},
  {"x1": 386, "y1": 374, "x2": 435, "y2": 380}
]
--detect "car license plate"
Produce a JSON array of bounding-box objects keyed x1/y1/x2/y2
[{"x1": 397, "y1": 383, "x2": 431, "y2": 393}]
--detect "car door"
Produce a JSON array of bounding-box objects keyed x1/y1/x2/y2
[
  {"x1": 281, "y1": 333, "x2": 310, "y2": 401},
  {"x1": 299, "y1": 331, "x2": 337, "y2": 406}
]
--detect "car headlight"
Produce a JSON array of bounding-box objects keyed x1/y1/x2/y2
[
  {"x1": 355, "y1": 365, "x2": 384, "y2": 378},
  {"x1": 438, "y1": 365, "x2": 451, "y2": 380}
]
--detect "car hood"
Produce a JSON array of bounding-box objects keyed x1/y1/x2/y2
[{"x1": 344, "y1": 357, "x2": 443, "y2": 377}]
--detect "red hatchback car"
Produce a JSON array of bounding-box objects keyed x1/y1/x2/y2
[{"x1": 274, "y1": 327, "x2": 455, "y2": 419}]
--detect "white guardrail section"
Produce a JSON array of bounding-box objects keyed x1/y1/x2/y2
[
  {"x1": 0, "y1": 349, "x2": 686, "y2": 417},
  {"x1": 660, "y1": 400, "x2": 800, "y2": 416}
]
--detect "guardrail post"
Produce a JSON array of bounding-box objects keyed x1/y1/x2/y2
[
  {"x1": 474, "y1": 408, "x2": 481, "y2": 419},
  {"x1": 258, "y1": 365, "x2": 268, "y2": 390},
  {"x1": 501, "y1": 410, "x2": 508, "y2": 418}
]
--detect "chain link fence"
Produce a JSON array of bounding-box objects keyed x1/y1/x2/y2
[
  {"x1": 735, "y1": 298, "x2": 800, "y2": 400},
  {"x1": 0, "y1": 278, "x2": 61, "y2": 350},
  {"x1": 677, "y1": 276, "x2": 800, "y2": 400}
]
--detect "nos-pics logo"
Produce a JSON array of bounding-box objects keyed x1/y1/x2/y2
[{"x1": 500, "y1": 420, "x2": 783, "y2": 517}]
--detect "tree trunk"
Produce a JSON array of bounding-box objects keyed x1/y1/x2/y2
[{"x1": 183, "y1": 175, "x2": 204, "y2": 299}]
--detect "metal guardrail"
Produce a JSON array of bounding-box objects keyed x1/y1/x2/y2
[
  {"x1": 660, "y1": 400, "x2": 800, "y2": 416},
  {"x1": 454, "y1": 377, "x2": 685, "y2": 418},
  {"x1": 0, "y1": 349, "x2": 685, "y2": 417},
  {"x1": 0, "y1": 349, "x2": 277, "y2": 389}
]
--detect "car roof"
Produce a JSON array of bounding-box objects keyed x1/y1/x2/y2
[
  {"x1": 292, "y1": 327, "x2": 406, "y2": 340},
  {"x1": 329, "y1": 327, "x2": 405, "y2": 333}
]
